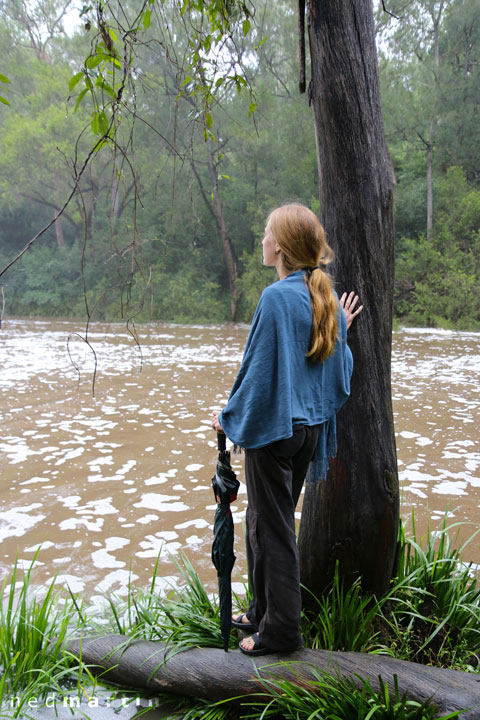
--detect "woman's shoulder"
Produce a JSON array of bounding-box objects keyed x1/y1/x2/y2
[
  {"x1": 258, "y1": 274, "x2": 311, "y2": 328},
  {"x1": 262, "y1": 272, "x2": 306, "y2": 298}
]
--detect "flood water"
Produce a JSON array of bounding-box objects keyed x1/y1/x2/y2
[{"x1": 0, "y1": 319, "x2": 479, "y2": 604}]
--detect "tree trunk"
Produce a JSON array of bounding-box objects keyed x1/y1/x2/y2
[
  {"x1": 206, "y1": 139, "x2": 238, "y2": 321},
  {"x1": 54, "y1": 212, "x2": 65, "y2": 249},
  {"x1": 426, "y1": 121, "x2": 434, "y2": 240},
  {"x1": 298, "y1": 0, "x2": 399, "y2": 598},
  {"x1": 63, "y1": 635, "x2": 480, "y2": 719}
]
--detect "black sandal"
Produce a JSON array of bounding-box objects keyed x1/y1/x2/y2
[
  {"x1": 231, "y1": 613, "x2": 257, "y2": 633},
  {"x1": 239, "y1": 632, "x2": 274, "y2": 656}
]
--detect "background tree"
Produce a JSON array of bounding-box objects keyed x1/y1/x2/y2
[{"x1": 377, "y1": 0, "x2": 480, "y2": 328}]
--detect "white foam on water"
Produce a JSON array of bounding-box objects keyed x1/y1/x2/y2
[
  {"x1": 94, "y1": 569, "x2": 138, "y2": 594},
  {"x1": 137, "y1": 514, "x2": 159, "y2": 524},
  {"x1": 433, "y1": 480, "x2": 468, "y2": 495},
  {"x1": 0, "y1": 504, "x2": 46, "y2": 541},
  {"x1": 133, "y1": 493, "x2": 189, "y2": 513},
  {"x1": 185, "y1": 463, "x2": 204, "y2": 471},
  {"x1": 91, "y1": 537, "x2": 130, "y2": 569},
  {"x1": 144, "y1": 469, "x2": 178, "y2": 485},
  {"x1": 46, "y1": 574, "x2": 86, "y2": 593},
  {"x1": 24, "y1": 541, "x2": 55, "y2": 552},
  {"x1": 16, "y1": 558, "x2": 45, "y2": 570},
  {"x1": 59, "y1": 517, "x2": 104, "y2": 532},
  {"x1": 175, "y1": 518, "x2": 210, "y2": 530},
  {"x1": 416, "y1": 437, "x2": 433, "y2": 446},
  {"x1": 136, "y1": 534, "x2": 182, "y2": 558}
]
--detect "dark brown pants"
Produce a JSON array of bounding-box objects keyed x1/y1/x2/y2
[{"x1": 244, "y1": 424, "x2": 320, "y2": 651}]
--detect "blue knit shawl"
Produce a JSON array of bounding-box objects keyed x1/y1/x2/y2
[{"x1": 219, "y1": 271, "x2": 353, "y2": 483}]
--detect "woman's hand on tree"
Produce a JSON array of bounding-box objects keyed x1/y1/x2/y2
[{"x1": 340, "y1": 291, "x2": 363, "y2": 330}]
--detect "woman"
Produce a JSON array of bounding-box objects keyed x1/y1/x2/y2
[{"x1": 211, "y1": 203, "x2": 362, "y2": 656}]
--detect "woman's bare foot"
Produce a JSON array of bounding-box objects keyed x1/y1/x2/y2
[
  {"x1": 232, "y1": 613, "x2": 251, "y2": 625},
  {"x1": 231, "y1": 613, "x2": 257, "y2": 632},
  {"x1": 239, "y1": 634, "x2": 256, "y2": 651}
]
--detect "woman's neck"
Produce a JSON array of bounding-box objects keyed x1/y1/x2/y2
[{"x1": 276, "y1": 260, "x2": 289, "y2": 280}]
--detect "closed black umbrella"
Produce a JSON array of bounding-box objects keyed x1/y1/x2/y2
[{"x1": 211, "y1": 432, "x2": 240, "y2": 651}]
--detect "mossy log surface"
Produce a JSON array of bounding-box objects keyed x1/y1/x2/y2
[{"x1": 65, "y1": 634, "x2": 480, "y2": 718}]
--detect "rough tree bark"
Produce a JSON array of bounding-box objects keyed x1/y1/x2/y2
[
  {"x1": 63, "y1": 635, "x2": 480, "y2": 719},
  {"x1": 298, "y1": 0, "x2": 399, "y2": 598}
]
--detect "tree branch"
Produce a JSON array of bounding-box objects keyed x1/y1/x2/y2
[
  {"x1": 298, "y1": 0, "x2": 306, "y2": 93},
  {"x1": 381, "y1": 2, "x2": 400, "y2": 20}
]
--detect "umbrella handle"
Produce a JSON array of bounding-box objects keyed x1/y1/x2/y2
[{"x1": 217, "y1": 432, "x2": 226, "y2": 452}]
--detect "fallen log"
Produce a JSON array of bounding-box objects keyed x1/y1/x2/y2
[{"x1": 64, "y1": 635, "x2": 480, "y2": 718}]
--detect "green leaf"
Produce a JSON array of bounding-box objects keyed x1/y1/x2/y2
[
  {"x1": 205, "y1": 112, "x2": 213, "y2": 129},
  {"x1": 68, "y1": 72, "x2": 84, "y2": 91},
  {"x1": 0, "y1": 95, "x2": 10, "y2": 106},
  {"x1": 215, "y1": 77, "x2": 224, "y2": 87},
  {"x1": 74, "y1": 87, "x2": 89, "y2": 111},
  {"x1": 98, "y1": 111, "x2": 109, "y2": 134},
  {"x1": 91, "y1": 111, "x2": 99, "y2": 134},
  {"x1": 85, "y1": 54, "x2": 103, "y2": 69},
  {"x1": 108, "y1": 27, "x2": 117, "y2": 42},
  {"x1": 142, "y1": 9, "x2": 151, "y2": 29},
  {"x1": 242, "y1": 19, "x2": 251, "y2": 36},
  {"x1": 94, "y1": 137, "x2": 109, "y2": 151},
  {"x1": 96, "y1": 78, "x2": 117, "y2": 100},
  {"x1": 248, "y1": 101, "x2": 257, "y2": 117},
  {"x1": 0, "y1": 73, "x2": 10, "y2": 84}
]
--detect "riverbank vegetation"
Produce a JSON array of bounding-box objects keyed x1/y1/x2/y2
[
  {"x1": 0, "y1": 0, "x2": 478, "y2": 329},
  {"x1": 1, "y1": 516, "x2": 478, "y2": 718}
]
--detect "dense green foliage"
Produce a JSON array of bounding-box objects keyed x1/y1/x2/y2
[{"x1": 0, "y1": 0, "x2": 478, "y2": 327}]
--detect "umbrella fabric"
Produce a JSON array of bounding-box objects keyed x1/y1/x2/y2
[{"x1": 211, "y1": 433, "x2": 240, "y2": 651}]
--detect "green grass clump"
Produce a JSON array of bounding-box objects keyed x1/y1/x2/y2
[
  {"x1": 376, "y1": 514, "x2": 480, "y2": 668},
  {"x1": 301, "y1": 567, "x2": 381, "y2": 652},
  {"x1": 0, "y1": 555, "x2": 83, "y2": 716},
  {"x1": 299, "y1": 513, "x2": 480, "y2": 671},
  {"x1": 246, "y1": 669, "x2": 463, "y2": 720},
  {"x1": 156, "y1": 672, "x2": 463, "y2": 720},
  {"x1": 91, "y1": 553, "x2": 247, "y2": 652}
]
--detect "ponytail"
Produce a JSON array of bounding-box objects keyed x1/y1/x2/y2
[{"x1": 305, "y1": 268, "x2": 337, "y2": 363}]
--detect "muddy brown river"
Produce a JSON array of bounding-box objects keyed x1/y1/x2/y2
[{"x1": 1, "y1": 319, "x2": 479, "y2": 604}]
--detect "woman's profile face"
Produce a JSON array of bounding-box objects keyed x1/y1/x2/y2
[{"x1": 262, "y1": 223, "x2": 277, "y2": 267}]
